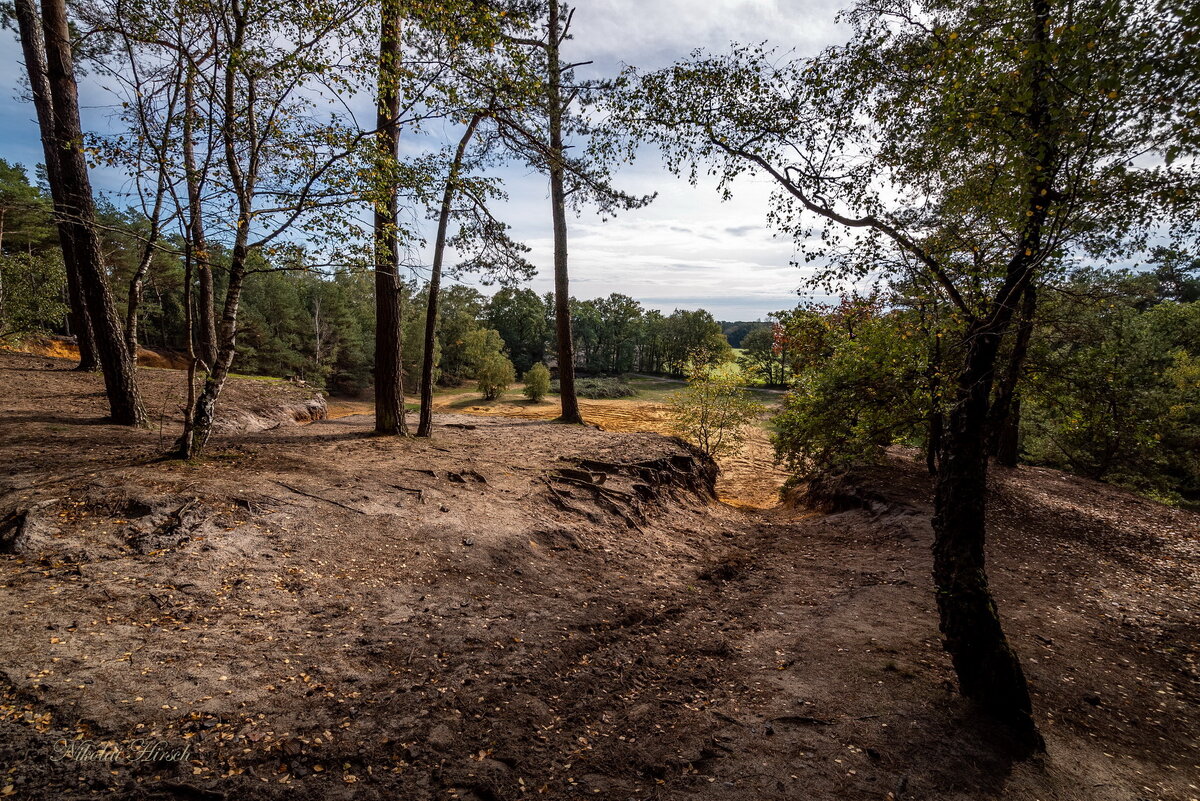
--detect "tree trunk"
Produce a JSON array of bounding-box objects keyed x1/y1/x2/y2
[
  {"x1": 181, "y1": 245, "x2": 247, "y2": 456},
  {"x1": 547, "y1": 0, "x2": 582, "y2": 424},
  {"x1": 988, "y1": 285, "x2": 1037, "y2": 466},
  {"x1": 40, "y1": 0, "x2": 144, "y2": 424},
  {"x1": 183, "y1": 69, "x2": 218, "y2": 369},
  {"x1": 418, "y1": 114, "x2": 482, "y2": 438},
  {"x1": 373, "y1": 0, "x2": 406, "y2": 435},
  {"x1": 995, "y1": 396, "x2": 1021, "y2": 467},
  {"x1": 926, "y1": 410, "x2": 943, "y2": 475},
  {"x1": 13, "y1": 0, "x2": 97, "y2": 371},
  {"x1": 932, "y1": 323, "x2": 1040, "y2": 751},
  {"x1": 125, "y1": 181, "x2": 166, "y2": 362}
]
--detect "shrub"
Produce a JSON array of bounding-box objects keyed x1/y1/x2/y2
[
  {"x1": 476, "y1": 352, "x2": 516, "y2": 400},
  {"x1": 523, "y1": 363, "x2": 551, "y2": 402},
  {"x1": 668, "y1": 370, "x2": 765, "y2": 458}
]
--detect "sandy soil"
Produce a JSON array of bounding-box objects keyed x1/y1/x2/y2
[
  {"x1": 1, "y1": 351, "x2": 1198, "y2": 801},
  {"x1": 329, "y1": 391, "x2": 790, "y2": 510}
]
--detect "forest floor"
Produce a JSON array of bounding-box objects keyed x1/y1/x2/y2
[{"x1": 1, "y1": 349, "x2": 1198, "y2": 801}]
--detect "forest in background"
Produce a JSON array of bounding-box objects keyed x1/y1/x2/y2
[{"x1": 0, "y1": 0, "x2": 1196, "y2": 759}]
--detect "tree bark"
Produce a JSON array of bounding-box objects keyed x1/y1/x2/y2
[
  {"x1": 40, "y1": 0, "x2": 144, "y2": 424},
  {"x1": 417, "y1": 113, "x2": 483, "y2": 438},
  {"x1": 932, "y1": 322, "x2": 1039, "y2": 750},
  {"x1": 183, "y1": 68, "x2": 218, "y2": 369},
  {"x1": 184, "y1": 246, "x2": 247, "y2": 455},
  {"x1": 13, "y1": 0, "x2": 97, "y2": 371},
  {"x1": 987, "y1": 285, "x2": 1037, "y2": 466},
  {"x1": 125, "y1": 180, "x2": 166, "y2": 362},
  {"x1": 547, "y1": 0, "x2": 582, "y2": 424},
  {"x1": 373, "y1": 0, "x2": 407, "y2": 435}
]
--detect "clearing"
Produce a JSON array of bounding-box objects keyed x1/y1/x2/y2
[{"x1": 0, "y1": 350, "x2": 1197, "y2": 801}]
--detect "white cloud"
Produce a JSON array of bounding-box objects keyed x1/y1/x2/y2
[{"x1": 0, "y1": 0, "x2": 855, "y2": 319}]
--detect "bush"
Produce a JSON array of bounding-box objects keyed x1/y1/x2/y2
[
  {"x1": 551, "y1": 376, "x2": 637, "y2": 399},
  {"x1": 476, "y1": 352, "x2": 516, "y2": 400},
  {"x1": 522, "y1": 363, "x2": 551, "y2": 402},
  {"x1": 668, "y1": 370, "x2": 765, "y2": 458}
]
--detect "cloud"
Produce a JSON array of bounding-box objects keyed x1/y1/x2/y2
[{"x1": 0, "y1": 0, "x2": 856, "y2": 320}]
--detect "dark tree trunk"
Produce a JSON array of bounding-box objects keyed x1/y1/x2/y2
[
  {"x1": 995, "y1": 397, "x2": 1021, "y2": 467},
  {"x1": 418, "y1": 113, "x2": 482, "y2": 438},
  {"x1": 932, "y1": 322, "x2": 1039, "y2": 750},
  {"x1": 930, "y1": 0, "x2": 1057, "y2": 754},
  {"x1": 13, "y1": 0, "x2": 96, "y2": 371},
  {"x1": 988, "y1": 285, "x2": 1037, "y2": 466},
  {"x1": 926, "y1": 410, "x2": 943, "y2": 475},
  {"x1": 373, "y1": 0, "x2": 407, "y2": 436},
  {"x1": 547, "y1": 0, "x2": 582, "y2": 424},
  {"x1": 183, "y1": 69, "x2": 218, "y2": 369},
  {"x1": 40, "y1": 0, "x2": 144, "y2": 424}
]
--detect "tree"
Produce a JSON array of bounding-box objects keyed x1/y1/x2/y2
[
  {"x1": 163, "y1": 0, "x2": 385, "y2": 456},
  {"x1": 11, "y1": 0, "x2": 98, "y2": 371},
  {"x1": 16, "y1": 0, "x2": 146, "y2": 424},
  {"x1": 373, "y1": 0, "x2": 407, "y2": 435},
  {"x1": 476, "y1": 351, "x2": 516, "y2": 400},
  {"x1": 522, "y1": 362, "x2": 550, "y2": 401},
  {"x1": 498, "y1": 0, "x2": 651, "y2": 423},
  {"x1": 669, "y1": 368, "x2": 764, "y2": 458},
  {"x1": 621, "y1": 0, "x2": 1197, "y2": 748},
  {"x1": 484, "y1": 287, "x2": 549, "y2": 375},
  {"x1": 738, "y1": 324, "x2": 788, "y2": 387}
]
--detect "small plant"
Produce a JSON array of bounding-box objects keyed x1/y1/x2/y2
[
  {"x1": 476, "y1": 353, "x2": 516, "y2": 400},
  {"x1": 668, "y1": 369, "x2": 765, "y2": 458},
  {"x1": 522, "y1": 363, "x2": 551, "y2": 402}
]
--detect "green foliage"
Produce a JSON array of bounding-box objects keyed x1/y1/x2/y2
[
  {"x1": 772, "y1": 302, "x2": 933, "y2": 473},
  {"x1": 1021, "y1": 271, "x2": 1200, "y2": 500},
  {"x1": 737, "y1": 324, "x2": 788, "y2": 386},
  {"x1": 462, "y1": 328, "x2": 507, "y2": 372},
  {"x1": 669, "y1": 369, "x2": 765, "y2": 458},
  {"x1": 522, "y1": 362, "x2": 550, "y2": 402},
  {"x1": 0, "y1": 252, "x2": 67, "y2": 339},
  {"x1": 476, "y1": 352, "x2": 516, "y2": 400},
  {"x1": 0, "y1": 160, "x2": 55, "y2": 254},
  {"x1": 484, "y1": 287, "x2": 548, "y2": 374}
]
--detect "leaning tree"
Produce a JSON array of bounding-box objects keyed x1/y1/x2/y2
[{"x1": 619, "y1": 0, "x2": 1198, "y2": 750}]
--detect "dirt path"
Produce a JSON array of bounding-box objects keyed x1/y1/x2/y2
[{"x1": 1, "y1": 352, "x2": 1197, "y2": 801}]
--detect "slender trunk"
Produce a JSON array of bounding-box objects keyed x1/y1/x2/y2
[
  {"x1": 547, "y1": 0, "x2": 582, "y2": 423},
  {"x1": 186, "y1": 249, "x2": 247, "y2": 455},
  {"x1": 418, "y1": 113, "x2": 482, "y2": 437},
  {"x1": 40, "y1": 0, "x2": 144, "y2": 423},
  {"x1": 13, "y1": 0, "x2": 97, "y2": 371},
  {"x1": 182, "y1": 69, "x2": 218, "y2": 369},
  {"x1": 125, "y1": 181, "x2": 166, "y2": 361},
  {"x1": 178, "y1": 221, "x2": 198, "y2": 454},
  {"x1": 177, "y1": 2, "x2": 251, "y2": 458},
  {"x1": 987, "y1": 285, "x2": 1037, "y2": 466},
  {"x1": 373, "y1": 0, "x2": 406, "y2": 435}
]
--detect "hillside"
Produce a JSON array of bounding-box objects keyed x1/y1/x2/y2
[{"x1": 0, "y1": 351, "x2": 1197, "y2": 801}]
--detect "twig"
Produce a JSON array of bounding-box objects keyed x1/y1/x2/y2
[{"x1": 272, "y1": 481, "x2": 366, "y2": 514}]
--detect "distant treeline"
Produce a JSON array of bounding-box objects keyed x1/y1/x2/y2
[{"x1": 0, "y1": 159, "x2": 737, "y2": 391}]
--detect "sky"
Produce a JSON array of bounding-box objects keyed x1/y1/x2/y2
[{"x1": 0, "y1": 0, "x2": 851, "y2": 321}]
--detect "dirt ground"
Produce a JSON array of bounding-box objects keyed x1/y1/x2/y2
[
  {"x1": 329, "y1": 391, "x2": 790, "y2": 510},
  {"x1": 1, "y1": 350, "x2": 1198, "y2": 801}
]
